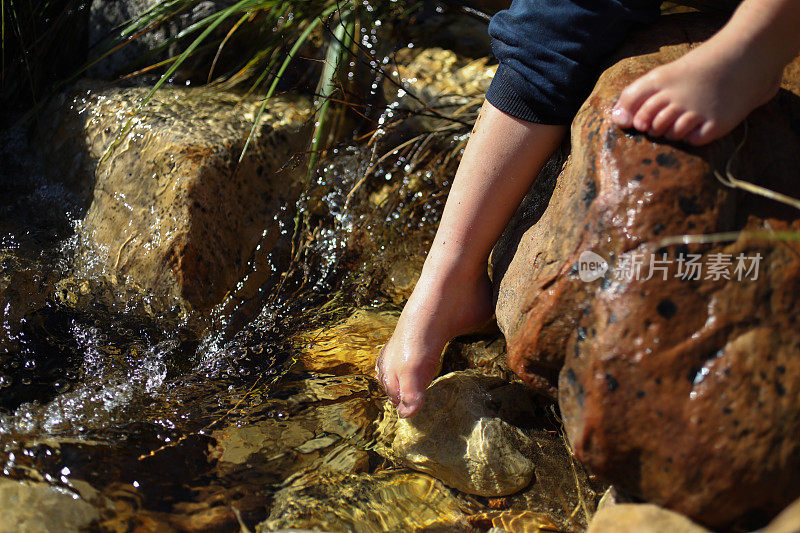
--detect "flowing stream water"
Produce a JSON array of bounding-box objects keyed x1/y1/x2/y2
[{"x1": 0, "y1": 18, "x2": 601, "y2": 531}]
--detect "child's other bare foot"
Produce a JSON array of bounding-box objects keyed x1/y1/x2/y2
[
  {"x1": 611, "y1": 26, "x2": 783, "y2": 146},
  {"x1": 376, "y1": 268, "x2": 494, "y2": 418}
]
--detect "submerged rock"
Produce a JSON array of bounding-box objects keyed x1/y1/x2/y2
[
  {"x1": 257, "y1": 470, "x2": 469, "y2": 532},
  {"x1": 762, "y1": 497, "x2": 800, "y2": 533},
  {"x1": 587, "y1": 504, "x2": 711, "y2": 533},
  {"x1": 292, "y1": 308, "x2": 398, "y2": 376},
  {"x1": 374, "y1": 371, "x2": 601, "y2": 531},
  {"x1": 0, "y1": 253, "x2": 51, "y2": 352},
  {"x1": 494, "y1": 13, "x2": 800, "y2": 528},
  {"x1": 387, "y1": 371, "x2": 537, "y2": 497},
  {"x1": 209, "y1": 375, "x2": 379, "y2": 477},
  {"x1": 0, "y1": 478, "x2": 99, "y2": 532},
  {"x1": 442, "y1": 335, "x2": 513, "y2": 380},
  {"x1": 154, "y1": 374, "x2": 382, "y2": 530},
  {"x1": 467, "y1": 510, "x2": 560, "y2": 533},
  {"x1": 42, "y1": 84, "x2": 311, "y2": 316}
]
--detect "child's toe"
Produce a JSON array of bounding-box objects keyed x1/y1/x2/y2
[
  {"x1": 397, "y1": 391, "x2": 425, "y2": 418},
  {"x1": 666, "y1": 112, "x2": 703, "y2": 141},
  {"x1": 687, "y1": 120, "x2": 718, "y2": 146},
  {"x1": 382, "y1": 369, "x2": 401, "y2": 406},
  {"x1": 633, "y1": 94, "x2": 668, "y2": 132},
  {"x1": 611, "y1": 106, "x2": 634, "y2": 128},
  {"x1": 614, "y1": 76, "x2": 659, "y2": 127},
  {"x1": 397, "y1": 375, "x2": 427, "y2": 418},
  {"x1": 397, "y1": 364, "x2": 436, "y2": 418},
  {"x1": 649, "y1": 105, "x2": 683, "y2": 137}
]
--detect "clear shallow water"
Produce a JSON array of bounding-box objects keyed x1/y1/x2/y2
[
  {"x1": 0, "y1": 36, "x2": 601, "y2": 527},
  {"x1": 0, "y1": 104, "x2": 531, "y2": 531}
]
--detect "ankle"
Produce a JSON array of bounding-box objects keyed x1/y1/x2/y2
[
  {"x1": 716, "y1": 13, "x2": 796, "y2": 73},
  {"x1": 418, "y1": 255, "x2": 489, "y2": 292},
  {"x1": 728, "y1": 0, "x2": 800, "y2": 68}
]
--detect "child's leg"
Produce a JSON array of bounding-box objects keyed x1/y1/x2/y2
[
  {"x1": 376, "y1": 100, "x2": 565, "y2": 418},
  {"x1": 612, "y1": 0, "x2": 800, "y2": 145},
  {"x1": 376, "y1": 0, "x2": 657, "y2": 417}
]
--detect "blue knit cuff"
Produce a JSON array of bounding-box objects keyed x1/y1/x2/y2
[{"x1": 486, "y1": 63, "x2": 574, "y2": 125}]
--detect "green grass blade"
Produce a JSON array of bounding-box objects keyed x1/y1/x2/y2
[
  {"x1": 307, "y1": 8, "x2": 353, "y2": 180},
  {"x1": 116, "y1": 0, "x2": 201, "y2": 40},
  {"x1": 207, "y1": 11, "x2": 250, "y2": 82},
  {"x1": 238, "y1": 3, "x2": 339, "y2": 163},
  {"x1": 224, "y1": 48, "x2": 277, "y2": 92}
]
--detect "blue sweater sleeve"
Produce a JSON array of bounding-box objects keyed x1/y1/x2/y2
[{"x1": 486, "y1": 0, "x2": 660, "y2": 124}]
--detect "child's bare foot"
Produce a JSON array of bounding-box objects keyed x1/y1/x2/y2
[
  {"x1": 611, "y1": 27, "x2": 783, "y2": 146},
  {"x1": 372, "y1": 101, "x2": 565, "y2": 418},
  {"x1": 375, "y1": 268, "x2": 494, "y2": 418}
]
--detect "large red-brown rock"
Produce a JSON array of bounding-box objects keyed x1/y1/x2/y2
[{"x1": 493, "y1": 13, "x2": 800, "y2": 529}]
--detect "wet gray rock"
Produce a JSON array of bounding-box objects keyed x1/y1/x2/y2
[
  {"x1": 88, "y1": 0, "x2": 241, "y2": 78},
  {"x1": 42, "y1": 84, "x2": 311, "y2": 316},
  {"x1": 388, "y1": 371, "x2": 537, "y2": 497},
  {"x1": 587, "y1": 504, "x2": 711, "y2": 533},
  {"x1": 0, "y1": 478, "x2": 99, "y2": 532}
]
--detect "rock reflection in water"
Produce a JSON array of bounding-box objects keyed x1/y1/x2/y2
[{"x1": 259, "y1": 471, "x2": 469, "y2": 532}]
